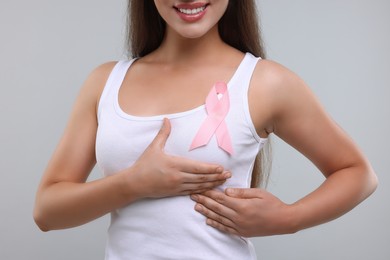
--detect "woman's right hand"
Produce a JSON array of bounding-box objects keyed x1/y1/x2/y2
[
  {"x1": 124, "y1": 118, "x2": 231, "y2": 199},
  {"x1": 35, "y1": 64, "x2": 230, "y2": 231}
]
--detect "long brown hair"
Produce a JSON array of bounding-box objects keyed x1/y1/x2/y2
[{"x1": 126, "y1": 0, "x2": 271, "y2": 187}]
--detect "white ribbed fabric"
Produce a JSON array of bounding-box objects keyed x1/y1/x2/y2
[{"x1": 96, "y1": 53, "x2": 267, "y2": 260}]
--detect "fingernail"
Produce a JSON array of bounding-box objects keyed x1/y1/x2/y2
[
  {"x1": 218, "y1": 167, "x2": 225, "y2": 173},
  {"x1": 224, "y1": 172, "x2": 232, "y2": 178},
  {"x1": 226, "y1": 188, "x2": 236, "y2": 195},
  {"x1": 195, "y1": 204, "x2": 202, "y2": 211},
  {"x1": 190, "y1": 195, "x2": 198, "y2": 201},
  {"x1": 163, "y1": 117, "x2": 170, "y2": 127}
]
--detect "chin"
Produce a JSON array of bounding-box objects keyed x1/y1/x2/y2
[
  {"x1": 175, "y1": 25, "x2": 216, "y2": 39},
  {"x1": 179, "y1": 32, "x2": 207, "y2": 39}
]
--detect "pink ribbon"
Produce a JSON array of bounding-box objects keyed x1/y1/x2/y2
[{"x1": 189, "y1": 82, "x2": 234, "y2": 155}]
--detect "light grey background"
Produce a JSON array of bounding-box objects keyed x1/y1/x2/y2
[{"x1": 1, "y1": 0, "x2": 389, "y2": 259}]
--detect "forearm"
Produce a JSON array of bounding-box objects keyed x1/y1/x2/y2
[
  {"x1": 290, "y1": 164, "x2": 377, "y2": 232},
  {"x1": 34, "y1": 171, "x2": 137, "y2": 231}
]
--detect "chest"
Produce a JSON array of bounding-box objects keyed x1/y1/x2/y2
[
  {"x1": 118, "y1": 63, "x2": 236, "y2": 117},
  {"x1": 95, "y1": 57, "x2": 266, "y2": 185}
]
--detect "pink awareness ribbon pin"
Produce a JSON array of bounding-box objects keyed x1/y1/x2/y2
[{"x1": 189, "y1": 82, "x2": 234, "y2": 155}]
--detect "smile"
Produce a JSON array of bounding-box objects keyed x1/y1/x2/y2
[
  {"x1": 174, "y1": 3, "x2": 209, "y2": 22},
  {"x1": 178, "y1": 6, "x2": 206, "y2": 15}
]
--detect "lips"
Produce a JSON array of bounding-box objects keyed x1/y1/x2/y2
[{"x1": 174, "y1": 2, "x2": 209, "y2": 22}]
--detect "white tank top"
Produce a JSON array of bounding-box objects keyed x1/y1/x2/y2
[{"x1": 96, "y1": 52, "x2": 267, "y2": 260}]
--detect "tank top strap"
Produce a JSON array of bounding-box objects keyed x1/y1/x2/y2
[
  {"x1": 97, "y1": 59, "x2": 136, "y2": 121},
  {"x1": 228, "y1": 52, "x2": 261, "y2": 96},
  {"x1": 228, "y1": 52, "x2": 264, "y2": 143}
]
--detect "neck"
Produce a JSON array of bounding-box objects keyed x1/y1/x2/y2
[{"x1": 150, "y1": 25, "x2": 231, "y2": 65}]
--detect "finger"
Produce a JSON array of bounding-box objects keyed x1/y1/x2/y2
[
  {"x1": 193, "y1": 203, "x2": 238, "y2": 233},
  {"x1": 173, "y1": 156, "x2": 224, "y2": 174},
  {"x1": 181, "y1": 172, "x2": 231, "y2": 183},
  {"x1": 179, "y1": 188, "x2": 215, "y2": 196},
  {"x1": 181, "y1": 180, "x2": 227, "y2": 193},
  {"x1": 201, "y1": 190, "x2": 242, "y2": 211},
  {"x1": 225, "y1": 188, "x2": 264, "y2": 199},
  {"x1": 191, "y1": 193, "x2": 237, "y2": 221},
  {"x1": 151, "y1": 118, "x2": 171, "y2": 150},
  {"x1": 206, "y1": 218, "x2": 239, "y2": 236}
]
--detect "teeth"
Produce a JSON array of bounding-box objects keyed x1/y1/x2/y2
[{"x1": 178, "y1": 6, "x2": 205, "y2": 15}]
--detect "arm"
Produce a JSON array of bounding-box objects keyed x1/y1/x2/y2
[
  {"x1": 264, "y1": 60, "x2": 377, "y2": 231},
  {"x1": 33, "y1": 63, "x2": 230, "y2": 231},
  {"x1": 191, "y1": 60, "x2": 377, "y2": 236}
]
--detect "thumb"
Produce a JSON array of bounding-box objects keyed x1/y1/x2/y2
[
  {"x1": 225, "y1": 188, "x2": 260, "y2": 199},
  {"x1": 152, "y1": 118, "x2": 171, "y2": 149}
]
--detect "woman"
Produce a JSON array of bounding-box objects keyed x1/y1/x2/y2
[{"x1": 34, "y1": 1, "x2": 377, "y2": 259}]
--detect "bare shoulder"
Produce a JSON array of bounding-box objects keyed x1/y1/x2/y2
[
  {"x1": 251, "y1": 59, "x2": 307, "y2": 97},
  {"x1": 73, "y1": 61, "x2": 118, "y2": 112},
  {"x1": 255, "y1": 59, "x2": 316, "y2": 106},
  {"x1": 90, "y1": 61, "x2": 118, "y2": 79},
  {"x1": 249, "y1": 59, "x2": 318, "y2": 135},
  {"x1": 83, "y1": 61, "x2": 118, "y2": 98}
]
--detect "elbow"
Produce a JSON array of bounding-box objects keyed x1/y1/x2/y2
[
  {"x1": 367, "y1": 168, "x2": 378, "y2": 195},
  {"x1": 359, "y1": 162, "x2": 378, "y2": 199},
  {"x1": 33, "y1": 205, "x2": 51, "y2": 232},
  {"x1": 33, "y1": 211, "x2": 49, "y2": 232}
]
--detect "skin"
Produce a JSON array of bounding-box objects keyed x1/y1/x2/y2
[
  {"x1": 191, "y1": 63, "x2": 378, "y2": 235},
  {"x1": 33, "y1": 0, "x2": 233, "y2": 232},
  {"x1": 34, "y1": 0, "x2": 377, "y2": 238}
]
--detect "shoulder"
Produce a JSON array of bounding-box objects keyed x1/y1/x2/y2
[
  {"x1": 252, "y1": 59, "x2": 304, "y2": 93},
  {"x1": 62, "y1": 61, "x2": 120, "y2": 118},
  {"x1": 248, "y1": 58, "x2": 317, "y2": 134},
  {"x1": 76, "y1": 61, "x2": 119, "y2": 108},
  {"x1": 85, "y1": 61, "x2": 118, "y2": 91},
  {"x1": 251, "y1": 59, "x2": 314, "y2": 111},
  {"x1": 80, "y1": 61, "x2": 118, "y2": 92}
]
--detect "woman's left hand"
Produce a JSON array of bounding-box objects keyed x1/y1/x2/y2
[{"x1": 190, "y1": 188, "x2": 297, "y2": 237}]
